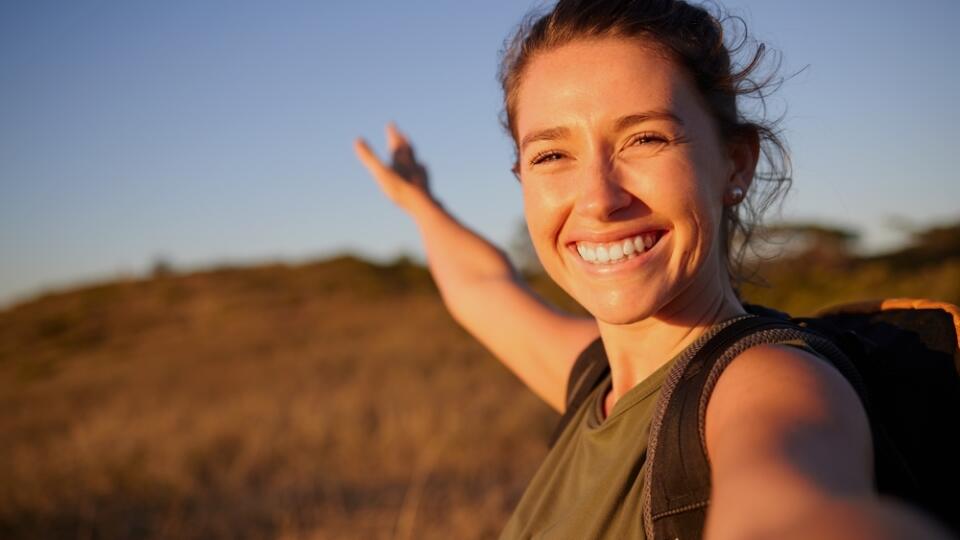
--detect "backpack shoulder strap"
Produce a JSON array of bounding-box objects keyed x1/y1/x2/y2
[
  {"x1": 549, "y1": 337, "x2": 609, "y2": 447},
  {"x1": 641, "y1": 316, "x2": 855, "y2": 539}
]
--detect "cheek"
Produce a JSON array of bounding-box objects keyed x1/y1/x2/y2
[
  {"x1": 521, "y1": 188, "x2": 553, "y2": 264},
  {"x1": 686, "y1": 189, "x2": 727, "y2": 273},
  {"x1": 652, "y1": 158, "x2": 716, "y2": 226},
  {"x1": 521, "y1": 180, "x2": 566, "y2": 242},
  {"x1": 655, "y1": 159, "x2": 725, "y2": 262}
]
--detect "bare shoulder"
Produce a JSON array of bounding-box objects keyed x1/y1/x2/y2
[
  {"x1": 703, "y1": 343, "x2": 876, "y2": 537},
  {"x1": 706, "y1": 343, "x2": 871, "y2": 441}
]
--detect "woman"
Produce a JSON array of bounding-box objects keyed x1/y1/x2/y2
[{"x1": 355, "y1": 1, "x2": 950, "y2": 538}]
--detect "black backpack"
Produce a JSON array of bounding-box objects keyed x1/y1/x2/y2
[{"x1": 552, "y1": 299, "x2": 960, "y2": 539}]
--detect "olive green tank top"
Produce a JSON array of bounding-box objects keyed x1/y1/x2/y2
[
  {"x1": 499, "y1": 327, "x2": 821, "y2": 539},
  {"x1": 499, "y1": 353, "x2": 677, "y2": 539}
]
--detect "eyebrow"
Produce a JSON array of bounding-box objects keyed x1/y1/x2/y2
[
  {"x1": 519, "y1": 126, "x2": 571, "y2": 153},
  {"x1": 614, "y1": 110, "x2": 684, "y2": 132},
  {"x1": 519, "y1": 110, "x2": 684, "y2": 153}
]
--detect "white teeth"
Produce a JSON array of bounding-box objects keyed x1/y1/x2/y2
[
  {"x1": 583, "y1": 246, "x2": 596, "y2": 261},
  {"x1": 574, "y1": 232, "x2": 661, "y2": 265},
  {"x1": 608, "y1": 243, "x2": 624, "y2": 260}
]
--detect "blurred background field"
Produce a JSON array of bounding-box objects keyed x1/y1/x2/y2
[
  {"x1": 1, "y1": 221, "x2": 957, "y2": 539},
  {"x1": 3, "y1": 2, "x2": 958, "y2": 538}
]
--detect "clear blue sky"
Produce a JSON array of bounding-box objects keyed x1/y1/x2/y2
[{"x1": 2, "y1": 0, "x2": 958, "y2": 308}]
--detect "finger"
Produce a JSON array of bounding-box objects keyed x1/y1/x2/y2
[
  {"x1": 386, "y1": 122, "x2": 408, "y2": 153},
  {"x1": 387, "y1": 123, "x2": 419, "y2": 167},
  {"x1": 353, "y1": 138, "x2": 392, "y2": 178}
]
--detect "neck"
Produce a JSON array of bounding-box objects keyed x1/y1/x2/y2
[{"x1": 597, "y1": 275, "x2": 745, "y2": 413}]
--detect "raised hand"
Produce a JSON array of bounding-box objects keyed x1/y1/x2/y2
[{"x1": 354, "y1": 123, "x2": 431, "y2": 212}]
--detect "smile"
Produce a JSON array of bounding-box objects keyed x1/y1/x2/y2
[{"x1": 574, "y1": 231, "x2": 665, "y2": 265}]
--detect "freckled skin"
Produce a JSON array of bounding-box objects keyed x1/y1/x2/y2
[{"x1": 515, "y1": 37, "x2": 741, "y2": 326}]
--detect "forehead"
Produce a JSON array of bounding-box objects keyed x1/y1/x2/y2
[{"x1": 514, "y1": 37, "x2": 707, "y2": 138}]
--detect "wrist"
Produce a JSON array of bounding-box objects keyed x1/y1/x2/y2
[{"x1": 405, "y1": 190, "x2": 444, "y2": 221}]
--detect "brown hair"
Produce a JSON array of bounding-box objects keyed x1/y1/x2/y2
[{"x1": 498, "y1": 0, "x2": 790, "y2": 290}]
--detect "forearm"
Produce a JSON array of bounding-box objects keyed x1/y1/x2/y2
[
  {"x1": 355, "y1": 125, "x2": 597, "y2": 411},
  {"x1": 749, "y1": 496, "x2": 954, "y2": 540},
  {"x1": 406, "y1": 191, "x2": 576, "y2": 336},
  {"x1": 404, "y1": 192, "x2": 596, "y2": 410},
  {"x1": 704, "y1": 346, "x2": 954, "y2": 540},
  {"x1": 407, "y1": 193, "x2": 520, "y2": 298}
]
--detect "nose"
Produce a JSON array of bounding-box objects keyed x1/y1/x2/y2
[{"x1": 574, "y1": 157, "x2": 634, "y2": 220}]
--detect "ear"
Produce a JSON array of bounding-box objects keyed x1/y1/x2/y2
[{"x1": 724, "y1": 127, "x2": 760, "y2": 205}]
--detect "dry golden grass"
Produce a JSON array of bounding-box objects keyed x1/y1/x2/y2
[
  {"x1": 2, "y1": 249, "x2": 957, "y2": 539},
  {"x1": 0, "y1": 256, "x2": 556, "y2": 539}
]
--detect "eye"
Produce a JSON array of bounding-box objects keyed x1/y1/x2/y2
[
  {"x1": 529, "y1": 150, "x2": 565, "y2": 166},
  {"x1": 626, "y1": 132, "x2": 669, "y2": 147}
]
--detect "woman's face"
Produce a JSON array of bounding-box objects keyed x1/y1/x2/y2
[{"x1": 514, "y1": 37, "x2": 751, "y2": 325}]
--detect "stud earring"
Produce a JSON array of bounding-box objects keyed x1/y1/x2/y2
[{"x1": 726, "y1": 186, "x2": 745, "y2": 205}]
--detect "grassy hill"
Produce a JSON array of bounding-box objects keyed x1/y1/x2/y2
[
  {"x1": 2, "y1": 231, "x2": 957, "y2": 539},
  {"x1": 0, "y1": 256, "x2": 555, "y2": 539},
  {"x1": 739, "y1": 221, "x2": 960, "y2": 313}
]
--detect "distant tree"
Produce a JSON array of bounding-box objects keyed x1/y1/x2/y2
[
  {"x1": 760, "y1": 223, "x2": 860, "y2": 265},
  {"x1": 910, "y1": 221, "x2": 960, "y2": 256},
  {"x1": 507, "y1": 218, "x2": 544, "y2": 276},
  {"x1": 151, "y1": 256, "x2": 175, "y2": 278},
  {"x1": 871, "y1": 219, "x2": 960, "y2": 268}
]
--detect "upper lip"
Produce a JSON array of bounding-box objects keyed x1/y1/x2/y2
[{"x1": 564, "y1": 226, "x2": 667, "y2": 245}]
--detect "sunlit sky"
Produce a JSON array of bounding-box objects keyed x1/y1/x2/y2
[{"x1": 2, "y1": 0, "x2": 958, "y2": 308}]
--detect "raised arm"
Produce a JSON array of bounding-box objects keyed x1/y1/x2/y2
[{"x1": 354, "y1": 124, "x2": 599, "y2": 412}]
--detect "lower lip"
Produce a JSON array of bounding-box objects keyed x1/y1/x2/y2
[{"x1": 568, "y1": 232, "x2": 668, "y2": 276}]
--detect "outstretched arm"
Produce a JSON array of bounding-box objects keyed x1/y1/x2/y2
[
  {"x1": 704, "y1": 344, "x2": 953, "y2": 539},
  {"x1": 354, "y1": 124, "x2": 598, "y2": 412}
]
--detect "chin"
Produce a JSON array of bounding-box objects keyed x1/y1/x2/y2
[
  {"x1": 540, "y1": 259, "x2": 664, "y2": 325},
  {"x1": 587, "y1": 301, "x2": 655, "y2": 326},
  {"x1": 590, "y1": 309, "x2": 647, "y2": 326},
  {"x1": 570, "y1": 285, "x2": 662, "y2": 326}
]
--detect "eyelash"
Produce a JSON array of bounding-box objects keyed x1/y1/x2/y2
[
  {"x1": 626, "y1": 131, "x2": 670, "y2": 146},
  {"x1": 528, "y1": 132, "x2": 671, "y2": 167},
  {"x1": 529, "y1": 150, "x2": 564, "y2": 166}
]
